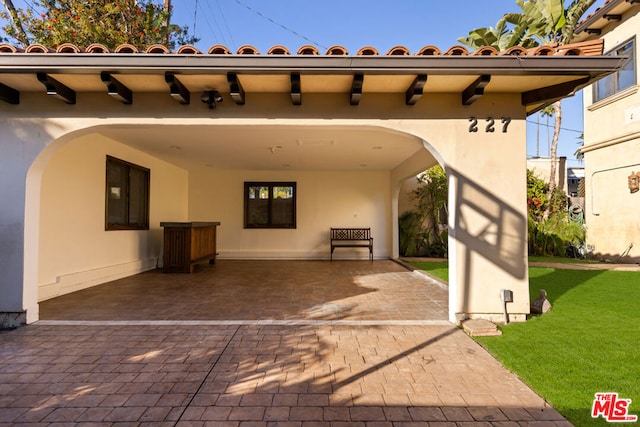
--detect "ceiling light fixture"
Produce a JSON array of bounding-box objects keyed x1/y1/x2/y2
[{"x1": 200, "y1": 90, "x2": 223, "y2": 109}]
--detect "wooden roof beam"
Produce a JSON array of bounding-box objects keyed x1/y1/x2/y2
[
  {"x1": 405, "y1": 74, "x2": 428, "y2": 105},
  {"x1": 101, "y1": 72, "x2": 132, "y2": 104},
  {"x1": 37, "y1": 73, "x2": 76, "y2": 104},
  {"x1": 462, "y1": 75, "x2": 491, "y2": 105},
  {"x1": 350, "y1": 73, "x2": 364, "y2": 105},
  {"x1": 165, "y1": 72, "x2": 190, "y2": 104},
  {"x1": 291, "y1": 72, "x2": 301, "y2": 105},
  {"x1": 522, "y1": 76, "x2": 590, "y2": 112},
  {"x1": 0, "y1": 82, "x2": 19, "y2": 104},
  {"x1": 227, "y1": 72, "x2": 245, "y2": 105}
]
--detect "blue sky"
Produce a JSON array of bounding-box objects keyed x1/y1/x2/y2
[{"x1": 4, "y1": 0, "x2": 602, "y2": 166}]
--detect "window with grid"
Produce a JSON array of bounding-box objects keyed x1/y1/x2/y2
[
  {"x1": 244, "y1": 182, "x2": 296, "y2": 228},
  {"x1": 106, "y1": 156, "x2": 150, "y2": 230},
  {"x1": 594, "y1": 37, "x2": 636, "y2": 102}
]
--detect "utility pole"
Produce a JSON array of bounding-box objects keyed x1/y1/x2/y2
[{"x1": 0, "y1": 0, "x2": 30, "y2": 47}]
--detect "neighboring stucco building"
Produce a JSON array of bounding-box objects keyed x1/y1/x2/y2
[
  {"x1": 575, "y1": 0, "x2": 640, "y2": 262},
  {"x1": 0, "y1": 41, "x2": 620, "y2": 328},
  {"x1": 526, "y1": 156, "x2": 568, "y2": 194}
]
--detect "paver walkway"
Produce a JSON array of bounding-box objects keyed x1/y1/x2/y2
[{"x1": 1, "y1": 260, "x2": 571, "y2": 426}]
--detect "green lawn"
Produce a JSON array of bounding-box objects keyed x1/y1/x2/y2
[
  {"x1": 410, "y1": 261, "x2": 640, "y2": 426},
  {"x1": 528, "y1": 255, "x2": 603, "y2": 264},
  {"x1": 410, "y1": 261, "x2": 449, "y2": 282}
]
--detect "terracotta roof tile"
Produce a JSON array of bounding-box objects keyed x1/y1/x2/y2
[
  {"x1": 267, "y1": 45, "x2": 290, "y2": 55},
  {"x1": 56, "y1": 43, "x2": 81, "y2": 53},
  {"x1": 177, "y1": 44, "x2": 201, "y2": 54},
  {"x1": 114, "y1": 44, "x2": 138, "y2": 53},
  {"x1": 386, "y1": 45, "x2": 410, "y2": 56},
  {"x1": 0, "y1": 43, "x2": 21, "y2": 53},
  {"x1": 444, "y1": 45, "x2": 469, "y2": 55},
  {"x1": 415, "y1": 45, "x2": 441, "y2": 56},
  {"x1": 528, "y1": 45, "x2": 556, "y2": 56},
  {"x1": 25, "y1": 43, "x2": 54, "y2": 53},
  {"x1": 86, "y1": 43, "x2": 110, "y2": 53},
  {"x1": 473, "y1": 46, "x2": 499, "y2": 56},
  {"x1": 502, "y1": 46, "x2": 528, "y2": 56},
  {"x1": 297, "y1": 45, "x2": 319, "y2": 55},
  {"x1": 237, "y1": 44, "x2": 259, "y2": 55},
  {"x1": 208, "y1": 44, "x2": 231, "y2": 54},
  {"x1": 145, "y1": 44, "x2": 169, "y2": 54},
  {"x1": 356, "y1": 46, "x2": 379, "y2": 55},
  {"x1": 325, "y1": 45, "x2": 348, "y2": 55}
]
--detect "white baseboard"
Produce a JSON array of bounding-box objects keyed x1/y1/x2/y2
[
  {"x1": 218, "y1": 249, "x2": 383, "y2": 260},
  {"x1": 38, "y1": 258, "x2": 158, "y2": 302}
]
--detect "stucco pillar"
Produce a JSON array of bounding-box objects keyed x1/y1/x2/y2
[{"x1": 0, "y1": 120, "x2": 50, "y2": 327}]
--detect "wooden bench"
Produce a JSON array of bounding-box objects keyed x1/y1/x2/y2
[{"x1": 330, "y1": 227, "x2": 373, "y2": 261}]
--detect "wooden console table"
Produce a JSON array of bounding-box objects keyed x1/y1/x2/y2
[{"x1": 160, "y1": 222, "x2": 220, "y2": 273}]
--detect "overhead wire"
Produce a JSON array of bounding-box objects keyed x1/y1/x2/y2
[
  {"x1": 200, "y1": 0, "x2": 230, "y2": 47},
  {"x1": 232, "y1": 0, "x2": 327, "y2": 50},
  {"x1": 213, "y1": 0, "x2": 235, "y2": 48}
]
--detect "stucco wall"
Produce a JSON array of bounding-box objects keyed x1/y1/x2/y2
[
  {"x1": 188, "y1": 169, "x2": 391, "y2": 260},
  {"x1": 37, "y1": 133, "x2": 188, "y2": 301},
  {"x1": 584, "y1": 140, "x2": 640, "y2": 261},
  {"x1": 582, "y1": 10, "x2": 640, "y2": 262}
]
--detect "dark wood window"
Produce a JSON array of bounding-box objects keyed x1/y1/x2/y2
[
  {"x1": 106, "y1": 156, "x2": 150, "y2": 230},
  {"x1": 244, "y1": 182, "x2": 296, "y2": 228},
  {"x1": 594, "y1": 37, "x2": 636, "y2": 102}
]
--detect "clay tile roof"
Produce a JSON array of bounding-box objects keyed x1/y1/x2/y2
[
  {"x1": 578, "y1": 0, "x2": 616, "y2": 26},
  {"x1": 267, "y1": 45, "x2": 290, "y2": 55},
  {"x1": 114, "y1": 44, "x2": 138, "y2": 53},
  {"x1": 297, "y1": 45, "x2": 319, "y2": 55},
  {"x1": 237, "y1": 44, "x2": 260, "y2": 55},
  {"x1": 177, "y1": 44, "x2": 201, "y2": 54},
  {"x1": 444, "y1": 45, "x2": 469, "y2": 56},
  {"x1": 208, "y1": 44, "x2": 231, "y2": 54},
  {"x1": 56, "y1": 43, "x2": 81, "y2": 53},
  {"x1": 145, "y1": 44, "x2": 169, "y2": 54},
  {"x1": 0, "y1": 41, "x2": 607, "y2": 57},
  {"x1": 86, "y1": 43, "x2": 110, "y2": 53},
  {"x1": 386, "y1": 45, "x2": 410, "y2": 56},
  {"x1": 415, "y1": 45, "x2": 441, "y2": 56},
  {"x1": 326, "y1": 45, "x2": 348, "y2": 55},
  {"x1": 357, "y1": 46, "x2": 379, "y2": 55},
  {"x1": 25, "y1": 43, "x2": 54, "y2": 53},
  {"x1": 473, "y1": 46, "x2": 498, "y2": 56}
]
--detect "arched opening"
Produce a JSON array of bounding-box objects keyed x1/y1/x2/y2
[{"x1": 25, "y1": 122, "x2": 452, "y2": 322}]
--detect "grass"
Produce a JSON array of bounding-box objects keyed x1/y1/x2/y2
[
  {"x1": 410, "y1": 261, "x2": 449, "y2": 282},
  {"x1": 528, "y1": 255, "x2": 603, "y2": 264},
  {"x1": 409, "y1": 261, "x2": 640, "y2": 426}
]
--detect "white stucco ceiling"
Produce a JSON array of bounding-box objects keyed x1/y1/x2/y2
[{"x1": 98, "y1": 124, "x2": 426, "y2": 171}]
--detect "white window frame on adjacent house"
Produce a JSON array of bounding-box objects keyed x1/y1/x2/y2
[{"x1": 593, "y1": 37, "x2": 636, "y2": 103}]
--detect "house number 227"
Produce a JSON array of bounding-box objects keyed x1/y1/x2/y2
[{"x1": 469, "y1": 117, "x2": 511, "y2": 133}]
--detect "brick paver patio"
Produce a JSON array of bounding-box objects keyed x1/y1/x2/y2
[{"x1": 0, "y1": 260, "x2": 570, "y2": 425}]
